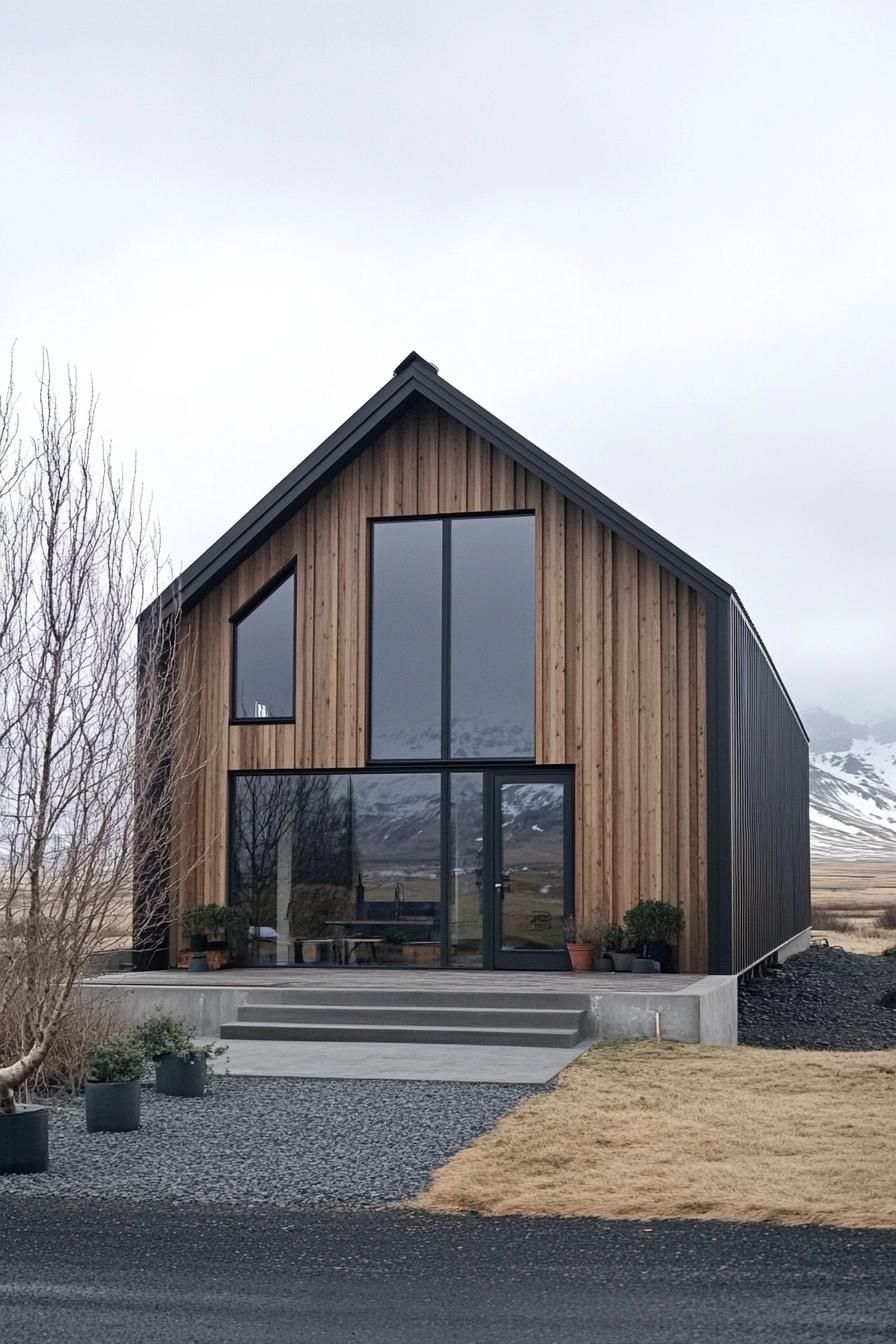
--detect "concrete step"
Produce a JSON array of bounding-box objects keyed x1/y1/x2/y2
[
  {"x1": 239, "y1": 987, "x2": 592, "y2": 1011},
  {"x1": 233, "y1": 1003, "x2": 587, "y2": 1031},
  {"x1": 220, "y1": 1021, "x2": 585, "y2": 1048}
]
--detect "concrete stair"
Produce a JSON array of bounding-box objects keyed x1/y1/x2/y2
[{"x1": 220, "y1": 987, "x2": 591, "y2": 1048}]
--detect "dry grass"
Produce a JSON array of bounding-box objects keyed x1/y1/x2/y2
[
  {"x1": 811, "y1": 861, "x2": 896, "y2": 954},
  {"x1": 414, "y1": 1040, "x2": 896, "y2": 1227}
]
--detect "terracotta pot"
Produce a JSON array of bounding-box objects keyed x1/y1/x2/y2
[{"x1": 566, "y1": 942, "x2": 595, "y2": 972}]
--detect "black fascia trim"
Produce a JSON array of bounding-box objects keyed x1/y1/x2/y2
[
  {"x1": 145, "y1": 353, "x2": 735, "y2": 622},
  {"x1": 408, "y1": 362, "x2": 735, "y2": 601},
  {"x1": 706, "y1": 593, "x2": 733, "y2": 976},
  {"x1": 729, "y1": 593, "x2": 809, "y2": 743},
  {"x1": 150, "y1": 367, "x2": 425, "y2": 620}
]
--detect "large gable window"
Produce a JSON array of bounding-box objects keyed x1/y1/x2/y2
[
  {"x1": 369, "y1": 515, "x2": 535, "y2": 761},
  {"x1": 232, "y1": 570, "x2": 296, "y2": 722}
]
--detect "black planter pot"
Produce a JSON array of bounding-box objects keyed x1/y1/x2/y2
[
  {"x1": 646, "y1": 940, "x2": 674, "y2": 972},
  {"x1": 632, "y1": 957, "x2": 660, "y2": 974},
  {"x1": 189, "y1": 933, "x2": 208, "y2": 953},
  {"x1": 155, "y1": 1052, "x2": 207, "y2": 1098},
  {"x1": 85, "y1": 1079, "x2": 141, "y2": 1133},
  {"x1": 0, "y1": 1104, "x2": 49, "y2": 1174}
]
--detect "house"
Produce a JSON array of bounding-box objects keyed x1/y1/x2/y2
[{"x1": 134, "y1": 353, "x2": 810, "y2": 977}]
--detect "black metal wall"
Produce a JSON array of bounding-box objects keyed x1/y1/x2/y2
[{"x1": 728, "y1": 599, "x2": 811, "y2": 973}]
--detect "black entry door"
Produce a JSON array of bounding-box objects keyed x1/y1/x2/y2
[{"x1": 488, "y1": 770, "x2": 574, "y2": 970}]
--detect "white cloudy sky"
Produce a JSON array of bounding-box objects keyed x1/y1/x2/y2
[{"x1": 2, "y1": 1, "x2": 894, "y2": 718}]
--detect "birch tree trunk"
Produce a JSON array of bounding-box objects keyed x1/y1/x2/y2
[{"x1": 0, "y1": 352, "x2": 185, "y2": 1114}]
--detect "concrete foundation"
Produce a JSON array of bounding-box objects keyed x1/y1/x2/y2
[{"x1": 80, "y1": 968, "x2": 738, "y2": 1047}]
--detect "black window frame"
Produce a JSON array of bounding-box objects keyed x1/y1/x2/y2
[
  {"x1": 230, "y1": 562, "x2": 297, "y2": 726},
  {"x1": 367, "y1": 512, "x2": 536, "y2": 766}
]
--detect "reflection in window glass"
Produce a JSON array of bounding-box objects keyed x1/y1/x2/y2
[
  {"x1": 498, "y1": 781, "x2": 566, "y2": 951},
  {"x1": 450, "y1": 516, "x2": 534, "y2": 757},
  {"x1": 232, "y1": 573, "x2": 295, "y2": 720},
  {"x1": 370, "y1": 521, "x2": 442, "y2": 759},
  {"x1": 448, "y1": 773, "x2": 484, "y2": 966},
  {"x1": 231, "y1": 772, "x2": 441, "y2": 966}
]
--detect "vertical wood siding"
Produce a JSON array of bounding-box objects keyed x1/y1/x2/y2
[
  {"x1": 172, "y1": 405, "x2": 709, "y2": 969},
  {"x1": 729, "y1": 600, "x2": 810, "y2": 972}
]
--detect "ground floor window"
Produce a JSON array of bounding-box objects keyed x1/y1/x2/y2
[{"x1": 229, "y1": 768, "x2": 572, "y2": 970}]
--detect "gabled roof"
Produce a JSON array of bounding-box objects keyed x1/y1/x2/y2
[{"x1": 150, "y1": 351, "x2": 734, "y2": 621}]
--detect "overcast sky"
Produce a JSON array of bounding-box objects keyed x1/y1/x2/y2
[{"x1": 2, "y1": 1, "x2": 893, "y2": 719}]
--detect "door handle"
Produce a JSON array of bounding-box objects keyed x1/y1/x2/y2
[{"x1": 494, "y1": 882, "x2": 504, "y2": 900}]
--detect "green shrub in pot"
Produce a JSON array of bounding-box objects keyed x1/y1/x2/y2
[
  {"x1": 85, "y1": 1034, "x2": 145, "y2": 1132},
  {"x1": 623, "y1": 900, "x2": 685, "y2": 971},
  {"x1": 131, "y1": 1009, "x2": 226, "y2": 1098}
]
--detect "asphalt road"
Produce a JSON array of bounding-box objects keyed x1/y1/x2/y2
[{"x1": 1, "y1": 1198, "x2": 893, "y2": 1343}]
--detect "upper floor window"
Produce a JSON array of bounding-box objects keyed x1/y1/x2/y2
[
  {"x1": 369, "y1": 515, "x2": 535, "y2": 760},
  {"x1": 231, "y1": 569, "x2": 295, "y2": 721}
]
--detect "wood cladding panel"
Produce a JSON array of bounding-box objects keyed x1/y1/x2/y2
[{"x1": 172, "y1": 405, "x2": 709, "y2": 970}]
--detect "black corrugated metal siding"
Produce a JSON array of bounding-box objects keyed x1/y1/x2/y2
[{"x1": 729, "y1": 599, "x2": 810, "y2": 973}]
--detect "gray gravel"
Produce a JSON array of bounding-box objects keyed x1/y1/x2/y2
[
  {"x1": 739, "y1": 945, "x2": 896, "y2": 1049},
  {"x1": 0, "y1": 1075, "x2": 536, "y2": 1208}
]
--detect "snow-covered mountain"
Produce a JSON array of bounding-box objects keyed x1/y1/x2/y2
[{"x1": 805, "y1": 709, "x2": 896, "y2": 859}]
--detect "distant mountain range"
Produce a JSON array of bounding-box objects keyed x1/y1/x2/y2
[{"x1": 804, "y1": 709, "x2": 896, "y2": 859}]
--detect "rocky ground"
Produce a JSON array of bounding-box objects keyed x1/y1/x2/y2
[
  {"x1": 739, "y1": 945, "x2": 896, "y2": 1049},
  {"x1": 0, "y1": 1076, "x2": 537, "y2": 1208}
]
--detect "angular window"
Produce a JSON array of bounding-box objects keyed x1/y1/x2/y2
[
  {"x1": 232, "y1": 570, "x2": 295, "y2": 721},
  {"x1": 369, "y1": 520, "x2": 442, "y2": 759},
  {"x1": 369, "y1": 514, "x2": 535, "y2": 761}
]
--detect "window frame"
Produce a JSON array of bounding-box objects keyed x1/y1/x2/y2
[
  {"x1": 230, "y1": 561, "x2": 297, "y2": 725},
  {"x1": 367, "y1": 512, "x2": 536, "y2": 765}
]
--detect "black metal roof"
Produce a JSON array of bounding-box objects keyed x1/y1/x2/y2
[{"x1": 150, "y1": 351, "x2": 737, "y2": 620}]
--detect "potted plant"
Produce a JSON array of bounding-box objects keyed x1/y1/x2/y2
[
  {"x1": 132, "y1": 1009, "x2": 225, "y2": 1098},
  {"x1": 563, "y1": 917, "x2": 603, "y2": 972},
  {"x1": 0, "y1": 1099, "x2": 49, "y2": 1174},
  {"x1": 604, "y1": 923, "x2": 635, "y2": 972},
  {"x1": 181, "y1": 904, "x2": 223, "y2": 971},
  {"x1": 595, "y1": 926, "x2": 620, "y2": 972},
  {"x1": 623, "y1": 900, "x2": 685, "y2": 972},
  {"x1": 84, "y1": 1034, "x2": 145, "y2": 1133}
]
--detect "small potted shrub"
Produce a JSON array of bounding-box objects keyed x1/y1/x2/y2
[
  {"x1": 623, "y1": 900, "x2": 684, "y2": 973},
  {"x1": 605, "y1": 923, "x2": 635, "y2": 973},
  {"x1": 0, "y1": 1097, "x2": 49, "y2": 1174},
  {"x1": 133, "y1": 1009, "x2": 224, "y2": 1098},
  {"x1": 563, "y1": 917, "x2": 603, "y2": 972},
  {"x1": 181, "y1": 904, "x2": 224, "y2": 971},
  {"x1": 85, "y1": 1034, "x2": 145, "y2": 1133},
  {"x1": 595, "y1": 926, "x2": 620, "y2": 972}
]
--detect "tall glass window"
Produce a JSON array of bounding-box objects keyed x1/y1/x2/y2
[
  {"x1": 369, "y1": 515, "x2": 535, "y2": 762},
  {"x1": 369, "y1": 521, "x2": 442, "y2": 759},
  {"x1": 450, "y1": 516, "x2": 534, "y2": 757},
  {"x1": 232, "y1": 571, "x2": 295, "y2": 721}
]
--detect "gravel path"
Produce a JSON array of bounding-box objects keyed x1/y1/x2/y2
[
  {"x1": 0, "y1": 1076, "x2": 536, "y2": 1208},
  {"x1": 739, "y1": 945, "x2": 896, "y2": 1049}
]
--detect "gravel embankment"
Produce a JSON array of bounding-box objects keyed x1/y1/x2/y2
[
  {"x1": 0, "y1": 1076, "x2": 536, "y2": 1208},
  {"x1": 739, "y1": 945, "x2": 896, "y2": 1049}
]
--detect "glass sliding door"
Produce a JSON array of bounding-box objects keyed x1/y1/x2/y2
[
  {"x1": 230, "y1": 766, "x2": 573, "y2": 970},
  {"x1": 491, "y1": 770, "x2": 573, "y2": 970}
]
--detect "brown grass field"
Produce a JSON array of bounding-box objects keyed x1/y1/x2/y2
[
  {"x1": 413, "y1": 1040, "x2": 896, "y2": 1227},
  {"x1": 811, "y1": 860, "x2": 896, "y2": 953}
]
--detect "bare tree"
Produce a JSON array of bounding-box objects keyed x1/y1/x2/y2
[{"x1": 0, "y1": 352, "x2": 187, "y2": 1114}]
